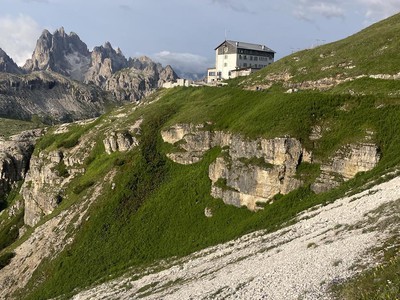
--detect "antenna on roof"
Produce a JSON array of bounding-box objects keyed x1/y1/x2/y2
[{"x1": 224, "y1": 28, "x2": 227, "y2": 41}]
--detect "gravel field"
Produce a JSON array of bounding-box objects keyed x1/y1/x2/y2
[{"x1": 74, "y1": 176, "x2": 400, "y2": 300}]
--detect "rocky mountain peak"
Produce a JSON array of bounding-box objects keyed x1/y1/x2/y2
[
  {"x1": 103, "y1": 41, "x2": 113, "y2": 49},
  {"x1": 23, "y1": 28, "x2": 90, "y2": 81},
  {"x1": 55, "y1": 26, "x2": 66, "y2": 37},
  {"x1": 0, "y1": 48, "x2": 23, "y2": 74},
  {"x1": 19, "y1": 27, "x2": 179, "y2": 103}
]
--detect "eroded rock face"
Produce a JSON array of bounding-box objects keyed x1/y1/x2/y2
[
  {"x1": 104, "y1": 56, "x2": 178, "y2": 102},
  {"x1": 23, "y1": 28, "x2": 90, "y2": 81},
  {"x1": 162, "y1": 124, "x2": 381, "y2": 210},
  {"x1": 22, "y1": 123, "x2": 96, "y2": 227},
  {"x1": 103, "y1": 132, "x2": 138, "y2": 154},
  {"x1": 84, "y1": 42, "x2": 129, "y2": 87},
  {"x1": 311, "y1": 143, "x2": 380, "y2": 193},
  {"x1": 0, "y1": 129, "x2": 43, "y2": 203},
  {"x1": 162, "y1": 124, "x2": 305, "y2": 209}
]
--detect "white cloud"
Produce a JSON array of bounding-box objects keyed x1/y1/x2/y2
[
  {"x1": 211, "y1": 0, "x2": 253, "y2": 13},
  {"x1": 291, "y1": 0, "x2": 400, "y2": 22},
  {"x1": 152, "y1": 51, "x2": 212, "y2": 77},
  {"x1": 0, "y1": 14, "x2": 42, "y2": 66},
  {"x1": 291, "y1": 0, "x2": 345, "y2": 21},
  {"x1": 357, "y1": 0, "x2": 400, "y2": 21}
]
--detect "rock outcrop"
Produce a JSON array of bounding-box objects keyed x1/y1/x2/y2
[
  {"x1": 103, "y1": 131, "x2": 138, "y2": 154},
  {"x1": 162, "y1": 124, "x2": 381, "y2": 210},
  {"x1": 162, "y1": 124, "x2": 307, "y2": 209},
  {"x1": 21, "y1": 121, "x2": 98, "y2": 227},
  {"x1": 0, "y1": 129, "x2": 43, "y2": 205},
  {"x1": 311, "y1": 143, "x2": 380, "y2": 193},
  {"x1": 84, "y1": 42, "x2": 129, "y2": 87},
  {"x1": 0, "y1": 48, "x2": 23, "y2": 74}
]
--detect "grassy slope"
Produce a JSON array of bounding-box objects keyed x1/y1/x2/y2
[
  {"x1": 16, "y1": 84, "x2": 400, "y2": 299},
  {"x1": 12, "y1": 13, "x2": 400, "y2": 299},
  {"x1": 0, "y1": 117, "x2": 39, "y2": 138},
  {"x1": 243, "y1": 13, "x2": 400, "y2": 86}
]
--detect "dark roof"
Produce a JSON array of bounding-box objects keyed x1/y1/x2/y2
[{"x1": 215, "y1": 40, "x2": 275, "y2": 53}]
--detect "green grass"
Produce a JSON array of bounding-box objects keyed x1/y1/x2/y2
[
  {"x1": 11, "y1": 79, "x2": 400, "y2": 299},
  {"x1": 0, "y1": 117, "x2": 40, "y2": 138},
  {"x1": 239, "y1": 13, "x2": 400, "y2": 89},
  {"x1": 8, "y1": 13, "x2": 400, "y2": 299},
  {"x1": 17, "y1": 84, "x2": 400, "y2": 299},
  {"x1": 333, "y1": 237, "x2": 400, "y2": 300}
]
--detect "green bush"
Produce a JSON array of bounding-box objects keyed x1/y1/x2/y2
[{"x1": 0, "y1": 252, "x2": 15, "y2": 270}]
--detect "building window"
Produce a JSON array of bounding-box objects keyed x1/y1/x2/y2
[
  {"x1": 209, "y1": 72, "x2": 215, "y2": 76},
  {"x1": 224, "y1": 54, "x2": 228, "y2": 59},
  {"x1": 254, "y1": 57, "x2": 258, "y2": 61},
  {"x1": 224, "y1": 63, "x2": 227, "y2": 67},
  {"x1": 250, "y1": 56, "x2": 253, "y2": 60},
  {"x1": 243, "y1": 63, "x2": 247, "y2": 67},
  {"x1": 239, "y1": 55, "x2": 242, "y2": 59},
  {"x1": 243, "y1": 55, "x2": 247, "y2": 60},
  {"x1": 217, "y1": 72, "x2": 222, "y2": 76}
]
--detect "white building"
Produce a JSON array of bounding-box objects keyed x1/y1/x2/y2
[{"x1": 207, "y1": 40, "x2": 275, "y2": 83}]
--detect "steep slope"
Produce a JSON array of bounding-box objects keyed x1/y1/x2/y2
[
  {"x1": 242, "y1": 13, "x2": 400, "y2": 92},
  {"x1": 0, "y1": 14, "x2": 399, "y2": 300},
  {"x1": 23, "y1": 27, "x2": 90, "y2": 81},
  {"x1": 0, "y1": 71, "x2": 120, "y2": 123},
  {"x1": 0, "y1": 49, "x2": 23, "y2": 74}
]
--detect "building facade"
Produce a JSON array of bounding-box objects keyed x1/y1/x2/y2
[{"x1": 207, "y1": 40, "x2": 275, "y2": 83}]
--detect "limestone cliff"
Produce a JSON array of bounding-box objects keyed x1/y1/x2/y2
[
  {"x1": 311, "y1": 143, "x2": 380, "y2": 193},
  {"x1": 22, "y1": 116, "x2": 142, "y2": 227},
  {"x1": 162, "y1": 124, "x2": 307, "y2": 209},
  {"x1": 0, "y1": 129, "x2": 43, "y2": 206},
  {"x1": 21, "y1": 121, "x2": 97, "y2": 227},
  {"x1": 162, "y1": 124, "x2": 380, "y2": 209}
]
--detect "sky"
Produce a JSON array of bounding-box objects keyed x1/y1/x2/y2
[{"x1": 1, "y1": 0, "x2": 400, "y2": 77}]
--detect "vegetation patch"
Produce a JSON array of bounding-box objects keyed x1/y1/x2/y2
[
  {"x1": 214, "y1": 178, "x2": 237, "y2": 192},
  {"x1": 0, "y1": 252, "x2": 15, "y2": 270},
  {"x1": 0, "y1": 211, "x2": 24, "y2": 252},
  {"x1": 0, "y1": 118, "x2": 40, "y2": 138},
  {"x1": 238, "y1": 157, "x2": 274, "y2": 169}
]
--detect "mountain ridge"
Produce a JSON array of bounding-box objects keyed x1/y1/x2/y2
[{"x1": 0, "y1": 27, "x2": 179, "y2": 123}]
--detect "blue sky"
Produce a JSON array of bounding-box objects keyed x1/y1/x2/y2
[{"x1": 1, "y1": 0, "x2": 400, "y2": 76}]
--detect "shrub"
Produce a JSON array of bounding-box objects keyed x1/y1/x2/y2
[{"x1": 0, "y1": 252, "x2": 15, "y2": 270}]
